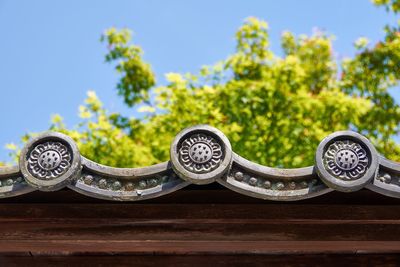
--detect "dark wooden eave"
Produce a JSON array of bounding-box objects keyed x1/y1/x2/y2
[{"x1": 0, "y1": 187, "x2": 400, "y2": 266}]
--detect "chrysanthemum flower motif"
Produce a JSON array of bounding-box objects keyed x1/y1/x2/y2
[
  {"x1": 179, "y1": 133, "x2": 223, "y2": 173},
  {"x1": 27, "y1": 141, "x2": 72, "y2": 180},
  {"x1": 323, "y1": 140, "x2": 369, "y2": 180}
]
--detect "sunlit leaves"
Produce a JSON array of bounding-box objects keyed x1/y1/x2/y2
[
  {"x1": 373, "y1": 0, "x2": 400, "y2": 13},
  {"x1": 5, "y1": 2, "x2": 400, "y2": 168},
  {"x1": 354, "y1": 37, "x2": 370, "y2": 50},
  {"x1": 101, "y1": 27, "x2": 156, "y2": 106}
]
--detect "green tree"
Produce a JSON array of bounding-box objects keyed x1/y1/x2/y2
[{"x1": 5, "y1": 0, "x2": 400, "y2": 167}]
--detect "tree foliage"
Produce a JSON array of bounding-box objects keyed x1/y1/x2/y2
[{"x1": 5, "y1": 0, "x2": 400, "y2": 167}]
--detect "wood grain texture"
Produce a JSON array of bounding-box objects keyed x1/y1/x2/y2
[
  {"x1": 0, "y1": 188, "x2": 399, "y2": 266},
  {"x1": 1, "y1": 254, "x2": 400, "y2": 267}
]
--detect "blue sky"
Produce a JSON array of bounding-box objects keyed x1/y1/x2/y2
[{"x1": 0, "y1": 0, "x2": 397, "y2": 162}]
